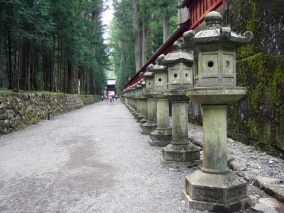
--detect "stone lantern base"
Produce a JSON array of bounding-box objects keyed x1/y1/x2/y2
[
  {"x1": 135, "y1": 113, "x2": 144, "y2": 122},
  {"x1": 129, "y1": 108, "x2": 136, "y2": 114},
  {"x1": 131, "y1": 110, "x2": 138, "y2": 117},
  {"x1": 148, "y1": 129, "x2": 172, "y2": 147},
  {"x1": 141, "y1": 122, "x2": 157, "y2": 135},
  {"x1": 139, "y1": 117, "x2": 148, "y2": 124},
  {"x1": 161, "y1": 143, "x2": 201, "y2": 167},
  {"x1": 182, "y1": 170, "x2": 251, "y2": 212}
]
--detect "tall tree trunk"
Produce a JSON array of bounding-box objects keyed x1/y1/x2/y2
[
  {"x1": 13, "y1": 40, "x2": 17, "y2": 89},
  {"x1": 32, "y1": 47, "x2": 38, "y2": 90},
  {"x1": 50, "y1": 47, "x2": 54, "y2": 92},
  {"x1": 131, "y1": 0, "x2": 142, "y2": 72},
  {"x1": 63, "y1": 52, "x2": 66, "y2": 93},
  {"x1": 57, "y1": 35, "x2": 61, "y2": 92},
  {"x1": 19, "y1": 39, "x2": 28, "y2": 91},
  {"x1": 17, "y1": 35, "x2": 23, "y2": 91},
  {"x1": 0, "y1": 5, "x2": 4, "y2": 87},
  {"x1": 7, "y1": 27, "x2": 13, "y2": 89},
  {"x1": 46, "y1": 37, "x2": 55, "y2": 92},
  {"x1": 90, "y1": 70, "x2": 94, "y2": 94},
  {"x1": 141, "y1": 4, "x2": 149, "y2": 64},
  {"x1": 42, "y1": 53, "x2": 47, "y2": 91},
  {"x1": 163, "y1": 9, "x2": 170, "y2": 43},
  {"x1": 142, "y1": 25, "x2": 149, "y2": 65},
  {"x1": 27, "y1": 42, "x2": 31, "y2": 91},
  {"x1": 67, "y1": 60, "x2": 74, "y2": 94}
]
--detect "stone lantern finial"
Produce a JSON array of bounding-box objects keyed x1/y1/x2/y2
[
  {"x1": 156, "y1": 54, "x2": 165, "y2": 65},
  {"x1": 172, "y1": 38, "x2": 184, "y2": 52},
  {"x1": 204, "y1": 11, "x2": 223, "y2": 28}
]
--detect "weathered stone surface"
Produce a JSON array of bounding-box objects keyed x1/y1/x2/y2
[
  {"x1": 148, "y1": 129, "x2": 172, "y2": 147},
  {"x1": 10, "y1": 115, "x2": 22, "y2": 128},
  {"x1": 252, "y1": 203, "x2": 278, "y2": 213},
  {"x1": 0, "y1": 92, "x2": 100, "y2": 135},
  {"x1": 141, "y1": 122, "x2": 157, "y2": 135},
  {"x1": 254, "y1": 176, "x2": 284, "y2": 204},
  {"x1": 162, "y1": 143, "x2": 200, "y2": 162},
  {"x1": 183, "y1": 170, "x2": 251, "y2": 212}
]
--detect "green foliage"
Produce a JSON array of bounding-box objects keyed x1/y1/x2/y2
[
  {"x1": 0, "y1": 0, "x2": 108, "y2": 94},
  {"x1": 108, "y1": 0, "x2": 135, "y2": 92},
  {"x1": 109, "y1": 0, "x2": 178, "y2": 92},
  {"x1": 250, "y1": 0, "x2": 284, "y2": 14}
]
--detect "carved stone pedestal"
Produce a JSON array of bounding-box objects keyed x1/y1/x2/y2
[
  {"x1": 148, "y1": 98, "x2": 172, "y2": 147},
  {"x1": 141, "y1": 98, "x2": 157, "y2": 134},
  {"x1": 182, "y1": 170, "x2": 251, "y2": 212},
  {"x1": 149, "y1": 128, "x2": 172, "y2": 147},
  {"x1": 161, "y1": 143, "x2": 201, "y2": 167},
  {"x1": 160, "y1": 98, "x2": 200, "y2": 167}
]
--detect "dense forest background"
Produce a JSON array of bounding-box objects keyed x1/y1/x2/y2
[
  {"x1": 0, "y1": 0, "x2": 180, "y2": 94},
  {"x1": 108, "y1": 0, "x2": 178, "y2": 92},
  {"x1": 0, "y1": 0, "x2": 108, "y2": 94}
]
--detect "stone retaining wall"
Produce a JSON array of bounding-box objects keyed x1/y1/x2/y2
[{"x1": 0, "y1": 92, "x2": 100, "y2": 135}]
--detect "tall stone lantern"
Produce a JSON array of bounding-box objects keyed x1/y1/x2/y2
[
  {"x1": 139, "y1": 80, "x2": 148, "y2": 124},
  {"x1": 123, "y1": 87, "x2": 133, "y2": 112},
  {"x1": 161, "y1": 39, "x2": 200, "y2": 167},
  {"x1": 133, "y1": 83, "x2": 143, "y2": 121},
  {"x1": 128, "y1": 86, "x2": 137, "y2": 114},
  {"x1": 133, "y1": 81, "x2": 145, "y2": 122},
  {"x1": 140, "y1": 71, "x2": 157, "y2": 134},
  {"x1": 131, "y1": 85, "x2": 139, "y2": 115},
  {"x1": 148, "y1": 55, "x2": 172, "y2": 147},
  {"x1": 182, "y1": 11, "x2": 253, "y2": 212}
]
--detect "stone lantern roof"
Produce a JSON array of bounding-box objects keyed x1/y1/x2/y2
[
  {"x1": 147, "y1": 54, "x2": 166, "y2": 72},
  {"x1": 162, "y1": 38, "x2": 193, "y2": 65},
  {"x1": 183, "y1": 11, "x2": 253, "y2": 46},
  {"x1": 141, "y1": 71, "x2": 153, "y2": 78}
]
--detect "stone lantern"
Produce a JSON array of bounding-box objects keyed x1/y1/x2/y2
[
  {"x1": 140, "y1": 71, "x2": 157, "y2": 134},
  {"x1": 133, "y1": 83, "x2": 143, "y2": 121},
  {"x1": 131, "y1": 85, "x2": 139, "y2": 115},
  {"x1": 148, "y1": 55, "x2": 172, "y2": 147},
  {"x1": 161, "y1": 39, "x2": 200, "y2": 167},
  {"x1": 165, "y1": 39, "x2": 193, "y2": 91},
  {"x1": 139, "y1": 80, "x2": 148, "y2": 124},
  {"x1": 127, "y1": 86, "x2": 137, "y2": 114},
  {"x1": 184, "y1": 12, "x2": 252, "y2": 89},
  {"x1": 182, "y1": 11, "x2": 253, "y2": 212}
]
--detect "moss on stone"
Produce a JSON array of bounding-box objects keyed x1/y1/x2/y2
[
  {"x1": 228, "y1": 52, "x2": 284, "y2": 154},
  {"x1": 0, "y1": 93, "x2": 101, "y2": 136},
  {"x1": 224, "y1": 0, "x2": 284, "y2": 155}
]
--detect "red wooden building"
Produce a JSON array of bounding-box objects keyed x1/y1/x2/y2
[{"x1": 123, "y1": 0, "x2": 229, "y2": 91}]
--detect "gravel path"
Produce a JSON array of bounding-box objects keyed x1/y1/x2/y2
[
  {"x1": 0, "y1": 100, "x2": 204, "y2": 213},
  {"x1": 189, "y1": 125, "x2": 284, "y2": 182},
  {"x1": 1, "y1": 100, "x2": 283, "y2": 213}
]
